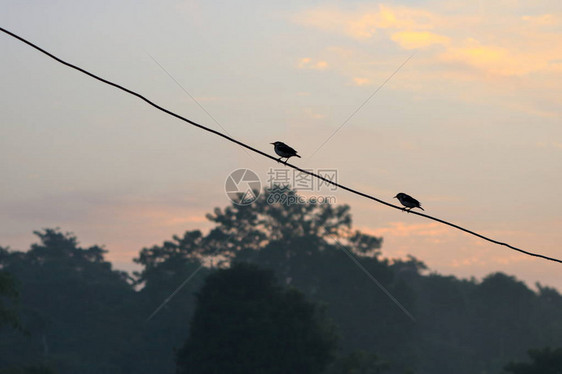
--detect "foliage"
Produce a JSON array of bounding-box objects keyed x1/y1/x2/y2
[
  {"x1": 0, "y1": 365, "x2": 57, "y2": 374},
  {"x1": 0, "y1": 264, "x2": 20, "y2": 329},
  {"x1": 0, "y1": 229, "x2": 133, "y2": 373},
  {"x1": 176, "y1": 262, "x2": 338, "y2": 374},
  {"x1": 134, "y1": 230, "x2": 206, "y2": 287},
  {"x1": 325, "y1": 351, "x2": 390, "y2": 374},
  {"x1": 503, "y1": 347, "x2": 562, "y2": 374},
  {"x1": 0, "y1": 188, "x2": 561, "y2": 374},
  {"x1": 204, "y1": 186, "x2": 357, "y2": 259}
]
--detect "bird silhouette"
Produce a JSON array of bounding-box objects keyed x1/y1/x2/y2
[
  {"x1": 394, "y1": 192, "x2": 424, "y2": 212},
  {"x1": 271, "y1": 141, "x2": 301, "y2": 163}
]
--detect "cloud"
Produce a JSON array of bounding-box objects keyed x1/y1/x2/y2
[
  {"x1": 449, "y1": 255, "x2": 485, "y2": 268},
  {"x1": 439, "y1": 38, "x2": 549, "y2": 76},
  {"x1": 521, "y1": 14, "x2": 557, "y2": 26},
  {"x1": 112, "y1": 205, "x2": 208, "y2": 228},
  {"x1": 352, "y1": 77, "x2": 371, "y2": 86},
  {"x1": 303, "y1": 107, "x2": 327, "y2": 119},
  {"x1": 327, "y1": 46, "x2": 354, "y2": 58},
  {"x1": 0, "y1": 189, "x2": 215, "y2": 263},
  {"x1": 294, "y1": 4, "x2": 436, "y2": 40},
  {"x1": 441, "y1": 39, "x2": 510, "y2": 72},
  {"x1": 364, "y1": 222, "x2": 450, "y2": 238},
  {"x1": 391, "y1": 31, "x2": 450, "y2": 49},
  {"x1": 294, "y1": 3, "x2": 562, "y2": 78},
  {"x1": 297, "y1": 57, "x2": 328, "y2": 70}
]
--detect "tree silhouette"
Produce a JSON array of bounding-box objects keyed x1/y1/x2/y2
[
  {"x1": 0, "y1": 229, "x2": 133, "y2": 373},
  {"x1": 504, "y1": 347, "x2": 562, "y2": 374},
  {"x1": 176, "y1": 262, "x2": 338, "y2": 374},
  {"x1": 0, "y1": 259, "x2": 19, "y2": 329},
  {"x1": 325, "y1": 350, "x2": 390, "y2": 374},
  {"x1": 0, "y1": 365, "x2": 57, "y2": 374},
  {"x1": 0, "y1": 188, "x2": 561, "y2": 374}
]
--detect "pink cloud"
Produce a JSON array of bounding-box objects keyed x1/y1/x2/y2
[{"x1": 363, "y1": 221, "x2": 450, "y2": 238}]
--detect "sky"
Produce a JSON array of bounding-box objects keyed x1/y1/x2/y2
[{"x1": 1, "y1": 0, "x2": 561, "y2": 290}]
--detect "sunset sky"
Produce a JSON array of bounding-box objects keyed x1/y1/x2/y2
[{"x1": 1, "y1": 0, "x2": 561, "y2": 290}]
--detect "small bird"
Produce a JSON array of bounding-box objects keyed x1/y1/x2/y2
[
  {"x1": 394, "y1": 192, "x2": 424, "y2": 212},
  {"x1": 271, "y1": 141, "x2": 301, "y2": 163}
]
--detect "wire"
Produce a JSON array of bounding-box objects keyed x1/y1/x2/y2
[
  {"x1": 145, "y1": 264, "x2": 205, "y2": 323},
  {"x1": 331, "y1": 235, "x2": 415, "y2": 321},
  {"x1": 145, "y1": 51, "x2": 256, "y2": 161},
  {"x1": 1, "y1": 27, "x2": 560, "y2": 265},
  {"x1": 309, "y1": 52, "x2": 415, "y2": 158}
]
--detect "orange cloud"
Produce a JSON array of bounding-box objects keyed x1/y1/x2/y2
[
  {"x1": 450, "y1": 41, "x2": 554, "y2": 76},
  {"x1": 363, "y1": 222, "x2": 450, "y2": 238},
  {"x1": 294, "y1": 4, "x2": 436, "y2": 40},
  {"x1": 391, "y1": 31, "x2": 449, "y2": 49},
  {"x1": 521, "y1": 14, "x2": 557, "y2": 26},
  {"x1": 114, "y1": 206, "x2": 208, "y2": 228},
  {"x1": 295, "y1": 4, "x2": 562, "y2": 79},
  {"x1": 450, "y1": 255, "x2": 485, "y2": 268},
  {"x1": 352, "y1": 77, "x2": 371, "y2": 86},
  {"x1": 298, "y1": 57, "x2": 329, "y2": 70}
]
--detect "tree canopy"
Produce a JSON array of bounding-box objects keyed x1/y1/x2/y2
[
  {"x1": 0, "y1": 263, "x2": 19, "y2": 329},
  {"x1": 176, "y1": 262, "x2": 338, "y2": 374},
  {"x1": 0, "y1": 188, "x2": 561, "y2": 374},
  {"x1": 504, "y1": 347, "x2": 562, "y2": 374},
  {"x1": 0, "y1": 229, "x2": 134, "y2": 373}
]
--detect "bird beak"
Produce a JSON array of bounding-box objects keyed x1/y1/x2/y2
[
  {"x1": 393, "y1": 195, "x2": 397, "y2": 199},
  {"x1": 270, "y1": 142, "x2": 274, "y2": 145}
]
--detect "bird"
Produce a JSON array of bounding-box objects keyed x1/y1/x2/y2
[
  {"x1": 394, "y1": 192, "x2": 424, "y2": 212},
  {"x1": 271, "y1": 141, "x2": 301, "y2": 163}
]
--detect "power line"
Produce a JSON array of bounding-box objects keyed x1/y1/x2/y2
[
  {"x1": 331, "y1": 235, "x2": 415, "y2": 322},
  {"x1": 145, "y1": 231, "x2": 233, "y2": 323},
  {"x1": 309, "y1": 53, "x2": 415, "y2": 158},
  {"x1": 145, "y1": 264, "x2": 205, "y2": 323},
  {"x1": 145, "y1": 52, "x2": 256, "y2": 161},
  {"x1": 1, "y1": 27, "x2": 560, "y2": 265}
]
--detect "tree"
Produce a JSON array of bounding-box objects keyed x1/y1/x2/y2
[
  {"x1": 204, "y1": 186, "x2": 356, "y2": 260},
  {"x1": 0, "y1": 365, "x2": 57, "y2": 374},
  {"x1": 504, "y1": 347, "x2": 562, "y2": 374},
  {"x1": 176, "y1": 263, "x2": 338, "y2": 374},
  {"x1": 134, "y1": 230, "x2": 206, "y2": 288},
  {"x1": 0, "y1": 261, "x2": 19, "y2": 329},
  {"x1": 144, "y1": 187, "x2": 415, "y2": 372},
  {"x1": 467, "y1": 273, "x2": 538, "y2": 369},
  {"x1": 2, "y1": 188, "x2": 561, "y2": 374},
  {"x1": 325, "y1": 351, "x2": 390, "y2": 374},
  {"x1": 0, "y1": 229, "x2": 134, "y2": 373}
]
